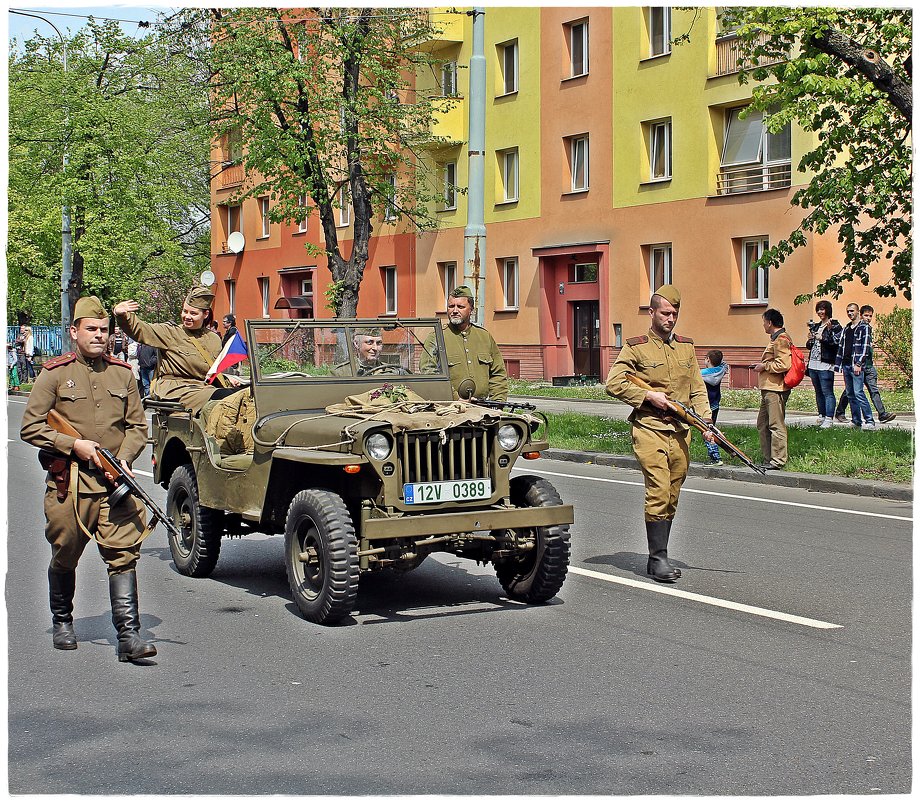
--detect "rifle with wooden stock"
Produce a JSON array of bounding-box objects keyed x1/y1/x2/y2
[
  {"x1": 46, "y1": 408, "x2": 183, "y2": 538},
  {"x1": 625, "y1": 373, "x2": 766, "y2": 475}
]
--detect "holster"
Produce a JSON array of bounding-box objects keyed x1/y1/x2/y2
[{"x1": 38, "y1": 449, "x2": 71, "y2": 501}]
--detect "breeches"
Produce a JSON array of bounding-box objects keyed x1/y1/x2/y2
[
  {"x1": 44, "y1": 489, "x2": 145, "y2": 574},
  {"x1": 631, "y1": 426, "x2": 691, "y2": 521}
]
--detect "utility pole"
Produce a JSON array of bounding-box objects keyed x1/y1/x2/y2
[
  {"x1": 11, "y1": 10, "x2": 72, "y2": 353},
  {"x1": 463, "y1": 7, "x2": 486, "y2": 326}
]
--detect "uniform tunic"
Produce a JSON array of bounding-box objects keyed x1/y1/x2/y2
[
  {"x1": 20, "y1": 351, "x2": 149, "y2": 573},
  {"x1": 606, "y1": 330, "x2": 710, "y2": 521},
  {"x1": 422, "y1": 323, "x2": 508, "y2": 401},
  {"x1": 116, "y1": 311, "x2": 222, "y2": 413}
]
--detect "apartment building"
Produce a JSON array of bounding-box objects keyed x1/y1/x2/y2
[{"x1": 210, "y1": 7, "x2": 898, "y2": 386}]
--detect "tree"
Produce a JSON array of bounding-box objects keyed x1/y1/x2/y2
[
  {"x1": 178, "y1": 7, "x2": 458, "y2": 318},
  {"x1": 717, "y1": 7, "x2": 912, "y2": 302},
  {"x1": 8, "y1": 18, "x2": 212, "y2": 322}
]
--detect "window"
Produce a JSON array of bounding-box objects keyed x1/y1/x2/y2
[
  {"x1": 649, "y1": 119, "x2": 672, "y2": 180},
  {"x1": 719, "y1": 106, "x2": 792, "y2": 194},
  {"x1": 569, "y1": 135, "x2": 589, "y2": 191},
  {"x1": 300, "y1": 274, "x2": 314, "y2": 297},
  {"x1": 742, "y1": 237, "x2": 769, "y2": 302},
  {"x1": 227, "y1": 204, "x2": 241, "y2": 235},
  {"x1": 258, "y1": 277, "x2": 270, "y2": 318},
  {"x1": 439, "y1": 261, "x2": 457, "y2": 300},
  {"x1": 500, "y1": 148, "x2": 519, "y2": 202},
  {"x1": 382, "y1": 266, "x2": 397, "y2": 314},
  {"x1": 297, "y1": 194, "x2": 308, "y2": 233},
  {"x1": 383, "y1": 173, "x2": 397, "y2": 221},
  {"x1": 649, "y1": 7, "x2": 671, "y2": 57},
  {"x1": 649, "y1": 245, "x2": 672, "y2": 292},
  {"x1": 258, "y1": 197, "x2": 270, "y2": 238},
  {"x1": 502, "y1": 258, "x2": 519, "y2": 309},
  {"x1": 499, "y1": 40, "x2": 518, "y2": 95},
  {"x1": 443, "y1": 161, "x2": 457, "y2": 210},
  {"x1": 338, "y1": 185, "x2": 351, "y2": 227},
  {"x1": 226, "y1": 280, "x2": 236, "y2": 314},
  {"x1": 570, "y1": 262, "x2": 598, "y2": 283},
  {"x1": 441, "y1": 61, "x2": 457, "y2": 97},
  {"x1": 569, "y1": 19, "x2": 589, "y2": 77}
]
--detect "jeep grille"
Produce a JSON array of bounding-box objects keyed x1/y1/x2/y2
[{"x1": 397, "y1": 427, "x2": 492, "y2": 484}]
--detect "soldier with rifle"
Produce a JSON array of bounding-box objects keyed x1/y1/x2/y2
[{"x1": 20, "y1": 296, "x2": 158, "y2": 662}]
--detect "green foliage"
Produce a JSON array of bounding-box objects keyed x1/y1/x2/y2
[
  {"x1": 717, "y1": 7, "x2": 912, "y2": 301},
  {"x1": 873, "y1": 306, "x2": 912, "y2": 389},
  {"x1": 8, "y1": 19, "x2": 210, "y2": 322}
]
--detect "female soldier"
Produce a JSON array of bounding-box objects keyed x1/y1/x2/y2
[{"x1": 114, "y1": 286, "x2": 237, "y2": 413}]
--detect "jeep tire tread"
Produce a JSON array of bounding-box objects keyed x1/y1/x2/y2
[
  {"x1": 494, "y1": 475, "x2": 571, "y2": 603},
  {"x1": 166, "y1": 464, "x2": 223, "y2": 577},
  {"x1": 284, "y1": 489, "x2": 360, "y2": 624}
]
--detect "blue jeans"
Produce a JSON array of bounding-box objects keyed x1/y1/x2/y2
[
  {"x1": 140, "y1": 366, "x2": 154, "y2": 398},
  {"x1": 809, "y1": 368, "x2": 835, "y2": 419},
  {"x1": 843, "y1": 365, "x2": 874, "y2": 426}
]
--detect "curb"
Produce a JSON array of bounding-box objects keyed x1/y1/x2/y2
[{"x1": 542, "y1": 449, "x2": 913, "y2": 502}]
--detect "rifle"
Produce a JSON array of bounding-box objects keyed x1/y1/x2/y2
[
  {"x1": 625, "y1": 374, "x2": 766, "y2": 475},
  {"x1": 46, "y1": 408, "x2": 184, "y2": 539},
  {"x1": 471, "y1": 398, "x2": 537, "y2": 413}
]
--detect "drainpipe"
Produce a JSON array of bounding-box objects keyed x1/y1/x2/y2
[{"x1": 463, "y1": 7, "x2": 486, "y2": 326}]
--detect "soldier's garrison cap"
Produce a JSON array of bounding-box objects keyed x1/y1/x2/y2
[
  {"x1": 651, "y1": 284, "x2": 681, "y2": 308},
  {"x1": 354, "y1": 327, "x2": 381, "y2": 338},
  {"x1": 450, "y1": 285, "x2": 474, "y2": 301},
  {"x1": 72, "y1": 295, "x2": 108, "y2": 322},
  {"x1": 185, "y1": 285, "x2": 215, "y2": 310}
]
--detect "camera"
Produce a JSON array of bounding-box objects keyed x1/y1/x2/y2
[{"x1": 807, "y1": 319, "x2": 821, "y2": 333}]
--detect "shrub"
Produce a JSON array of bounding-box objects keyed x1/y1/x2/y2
[{"x1": 874, "y1": 306, "x2": 912, "y2": 390}]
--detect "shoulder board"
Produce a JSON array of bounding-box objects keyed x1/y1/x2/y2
[
  {"x1": 102, "y1": 354, "x2": 132, "y2": 368},
  {"x1": 42, "y1": 352, "x2": 77, "y2": 369},
  {"x1": 674, "y1": 335, "x2": 695, "y2": 344},
  {"x1": 626, "y1": 336, "x2": 648, "y2": 346}
]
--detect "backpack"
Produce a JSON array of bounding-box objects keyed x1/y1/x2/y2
[{"x1": 782, "y1": 336, "x2": 806, "y2": 389}]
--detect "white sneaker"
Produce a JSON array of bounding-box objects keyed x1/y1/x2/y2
[
  {"x1": 819, "y1": 419, "x2": 833, "y2": 429},
  {"x1": 862, "y1": 422, "x2": 877, "y2": 431},
  {"x1": 816, "y1": 416, "x2": 826, "y2": 425}
]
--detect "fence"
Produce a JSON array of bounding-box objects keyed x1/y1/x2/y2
[{"x1": 6, "y1": 325, "x2": 64, "y2": 359}]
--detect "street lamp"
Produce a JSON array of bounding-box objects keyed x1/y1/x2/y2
[{"x1": 10, "y1": 10, "x2": 73, "y2": 353}]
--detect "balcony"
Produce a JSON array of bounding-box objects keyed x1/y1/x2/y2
[
  {"x1": 717, "y1": 162, "x2": 791, "y2": 195},
  {"x1": 220, "y1": 162, "x2": 244, "y2": 188},
  {"x1": 713, "y1": 32, "x2": 784, "y2": 77}
]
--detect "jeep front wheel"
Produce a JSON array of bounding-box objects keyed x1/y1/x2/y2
[
  {"x1": 284, "y1": 489, "x2": 359, "y2": 624},
  {"x1": 166, "y1": 464, "x2": 223, "y2": 577},
  {"x1": 494, "y1": 475, "x2": 571, "y2": 603}
]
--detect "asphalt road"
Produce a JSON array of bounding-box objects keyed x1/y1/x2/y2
[{"x1": 6, "y1": 398, "x2": 912, "y2": 794}]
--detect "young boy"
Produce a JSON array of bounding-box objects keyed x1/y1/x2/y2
[
  {"x1": 7, "y1": 342, "x2": 20, "y2": 389},
  {"x1": 701, "y1": 349, "x2": 727, "y2": 465}
]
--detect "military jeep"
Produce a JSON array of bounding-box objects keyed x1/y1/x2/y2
[{"x1": 148, "y1": 318, "x2": 573, "y2": 624}]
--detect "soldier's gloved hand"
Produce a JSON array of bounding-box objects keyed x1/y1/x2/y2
[{"x1": 73, "y1": 438, "x2": 102, "y2": 467}]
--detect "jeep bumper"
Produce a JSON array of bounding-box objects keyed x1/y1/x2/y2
[{"x1": 363, "y1": 504, "x2": 574, "y2": 540}]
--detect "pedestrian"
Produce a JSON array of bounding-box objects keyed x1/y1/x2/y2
[
  {"x1": 605, "y1": 285, "x2": 713, "y2": 583},
  {"x1": 220, "y1": 313, "x2": 238, "y2": 347},
  {"x1": 136, "y1": 342, "x2": 158, "y2": 398},
  {"x1": 19, "y1": 296, "x2": 156, "y2": 661},
  {"x1": 753, "y1": 308, "x2": 792, "y2": 470},
  {"x1": 834, "y1": 305, "x2": 896, "y2": 425},
  {"x1": 420, "y1": 285, "x2": 508, "y2": 401},
  {"x1": 113, "y1": 285, "x2": 240, "y2": 413},
  {"x1": 834, "y1": 302, "x2": 877, "y2": 430},
  {"x1": 805, "y1": 300, "x2": 842, "y2": 428},
  {"x1": 17, "y1": 322, "x2": 36, "y2": 381},
  {"x1": 701, "y1": 349, "x2": 727, "y2": 466},
  {"x1": 7, "y1": 342, "x2": 21, "y2": 389}
]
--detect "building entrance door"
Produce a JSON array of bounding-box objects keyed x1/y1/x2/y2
[{"x1": 572, "y1": 301, "x2": 600, "y2": 377}]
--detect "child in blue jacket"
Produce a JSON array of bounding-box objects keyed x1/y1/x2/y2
[{"x1": 701, "y1": 350, "x2": 727, "y2": 465}]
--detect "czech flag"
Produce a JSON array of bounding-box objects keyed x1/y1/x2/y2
[{"x1": 206, "y1": 331, "x2": 248, "y2": 383}]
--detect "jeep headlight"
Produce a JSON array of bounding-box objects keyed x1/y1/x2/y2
[
  {"x1": 498, "y1": 424, "x2": 521, "y2": 452},
  {"x1": 366, "y1": 433, "x2": 392, "y2": 461}
]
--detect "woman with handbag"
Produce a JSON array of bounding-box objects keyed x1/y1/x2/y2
[{"x1": 805, "y1": 300, "x2": 842, "y2": 429}]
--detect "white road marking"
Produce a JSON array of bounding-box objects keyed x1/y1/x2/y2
[
  {"x1": 517, "y1": 466, "x2": 913, "y2": 522},
  {"x1": 569, "y1": 565, "x2": 843, "y2": 629}
]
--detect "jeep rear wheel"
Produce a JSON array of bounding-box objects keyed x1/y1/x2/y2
[
  {"x1": 166, "y1": 464, "x2": 223, "y2": 577},
  {"x1": 284, "y1": 489, "x2": 359, "y2": 624},
  {"x1": 494, "y1": 475, "x2": 570, "y2": 603}
]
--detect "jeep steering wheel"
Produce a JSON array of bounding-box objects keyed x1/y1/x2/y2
[{"x1": 364, "y1": 363, "x2": 411, "y2": 376}]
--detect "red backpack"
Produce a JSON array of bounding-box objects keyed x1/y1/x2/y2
[{"x1": 782, "y1": 335, "x2": 806, "y2": 389}]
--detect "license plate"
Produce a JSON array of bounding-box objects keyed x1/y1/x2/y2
[{"x1": 403, "y1": 478, "x2": 492, "y2": 505}]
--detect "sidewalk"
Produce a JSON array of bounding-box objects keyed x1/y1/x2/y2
[{"x1": 512, "y1": 394, "x2": 914, "y2": 501}]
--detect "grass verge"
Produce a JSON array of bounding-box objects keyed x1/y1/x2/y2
[{"x1": 544, "y1": 411, "x2": 914, "y2": 485}]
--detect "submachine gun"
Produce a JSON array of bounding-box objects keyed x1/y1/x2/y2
[
  {"x1": 46, "y1": 408, "x2": 183, "y2": 538},
  {"x1": 625, "y1": 373, "x2": 765, "y2": 475}
]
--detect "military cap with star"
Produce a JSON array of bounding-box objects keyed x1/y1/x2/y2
[
  {"x1": 450, "y1": 285, "x2": 474, "y2": 301},
  {"x1": 185, "y1": 285, "x2": 215, "y2": 310},
  {"x1": 72, "y1": 295, "x2": 108, "y2": 322}
]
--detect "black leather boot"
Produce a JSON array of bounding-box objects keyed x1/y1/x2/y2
[
  {"x1": 109, "y1": 571, "x2": 157, "y2": 662},
  {"x1": 646, "y1": 519, "x2": 681, "y2": 582},
  {"x1": 49, "y1": 568, "x2": 77, "y2": 650}
]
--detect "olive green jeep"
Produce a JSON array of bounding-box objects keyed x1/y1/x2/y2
[{"x1": 148, "y1": 318, "x2": 573, "y2": 625}]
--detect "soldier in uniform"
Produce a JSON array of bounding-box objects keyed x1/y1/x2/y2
[
  {"x1": 113, "y1": 285, "x2": 229, "y2": 414},
  {"x1": 605, "y1": 285, "x2": 714, "y2": 583},
  {"x1": 333, "y1": 328, "x2": 386, "y2": 376},
  {"x1": 421, "y1": 285, "x2": 508, "y2": 401},
  {"x1": 20, "y1": 296, "x2": 157, "y2": 661}
]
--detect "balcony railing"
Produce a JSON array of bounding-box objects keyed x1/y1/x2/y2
[
  {"x1": 717, "y1": 162, "x2": 791, "y2": 195},
  {"x1": 220, "y1": 162, "x2": 244, "y2": 188},
  {"x1": 713, "y1": 32, "x2": 784, "y2": 77}
]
